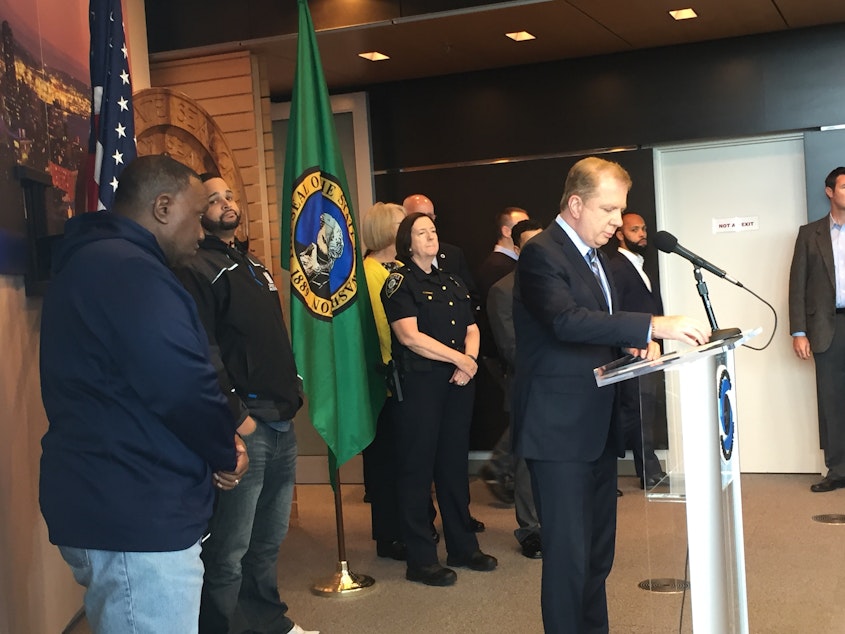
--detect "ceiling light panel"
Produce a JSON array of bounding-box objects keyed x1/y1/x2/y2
[
  {"x1": 506, "y1": 31, "x2": 536, "y2": 41},
  {"x1": 669, "y1": 8, "x2": 698, "y2": 21},
  {"x1": 358, "y1": 51, "x2": 390, "y2": 61}
]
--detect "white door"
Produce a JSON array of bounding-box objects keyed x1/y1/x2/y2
[{"x1": 654, "y1": 134, "x2": 821, "y2": 473}]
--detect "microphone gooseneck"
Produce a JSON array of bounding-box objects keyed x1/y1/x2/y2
[{"x1": 653, "y1": 230, "x2": 776, "y2": 351}]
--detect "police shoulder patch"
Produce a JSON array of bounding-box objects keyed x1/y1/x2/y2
[{"x1": 384, "y1": 272, "x2": 404, "y2": 298}]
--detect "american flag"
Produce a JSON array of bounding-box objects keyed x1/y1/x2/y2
[{"x1": 86, "y1": 0, "x2": 137, "y2": 212}]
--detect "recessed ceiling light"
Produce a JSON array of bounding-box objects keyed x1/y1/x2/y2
[
  {"x1": 505, "y1": 31, "x2": 536, "y2": 42},
  {"x1": 358, "y1": 51, "x2": 390, "y2": 61},
  {"x1": 669, "y1": 8, "x2": 698, "y2": 20}
]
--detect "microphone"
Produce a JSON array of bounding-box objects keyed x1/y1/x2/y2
[{"x1": 653, "y1": 231, "x2": 743, "y2": 287}]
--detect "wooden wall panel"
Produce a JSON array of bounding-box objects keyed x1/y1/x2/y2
[{"x1": 149, "y1": 51, "x2": 276, "y2": 271}]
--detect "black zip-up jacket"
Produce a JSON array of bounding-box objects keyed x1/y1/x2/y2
[{"x1": 175, "y1": 235, "x2": 302, "y2": 425}]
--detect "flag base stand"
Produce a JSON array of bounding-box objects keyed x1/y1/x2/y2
[
  {"x1": 311, "y1": 560, "x2": 375, "y2": 597},
  {"x1": 309, "y1": 466, "x2": 376, "y2": 596}
]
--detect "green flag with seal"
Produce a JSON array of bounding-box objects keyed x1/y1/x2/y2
[{"x1": 282, "y1": 0, "x2": 384, "y2": 484}]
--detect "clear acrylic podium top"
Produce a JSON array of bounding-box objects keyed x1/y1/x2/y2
[
  {"x1": 594, "y1": 328, "x2": 761, "y2": 388},
  {"x1": 594, "y1": 328, "x2": 760, "y2": 501}
]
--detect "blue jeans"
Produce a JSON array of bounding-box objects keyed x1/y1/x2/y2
[
  {"x1": 200, "y1": 423, "x2": 297, "y2": 634},
  {"x1": 59, "y1": 542, "x2": 203, "y2": 634}
]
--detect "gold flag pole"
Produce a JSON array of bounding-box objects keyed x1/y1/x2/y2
[{"x1": 311, "y1": 471, "x2": 375, "y2": 596}]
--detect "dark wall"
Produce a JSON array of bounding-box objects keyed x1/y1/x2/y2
[
  {"x1": 374, "y1": 150, "x2": 656, "y2": 277},
  {"x1": 368, "y1": 24, "x2": 845, "y2": 171}
]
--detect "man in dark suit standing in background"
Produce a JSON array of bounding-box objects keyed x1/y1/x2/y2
[
  {"x1": 486, "y1": 219, "x2": 544, "y2": 557},
  {"x1": 477, "y1": 206, "x2": 530, "y2": 300},
  {"x1": 513, "y1": 156, "x2": 710, "y2": 633},
  {"x1": 608, "y1": 212, "x2": 667, "y2": 489},
  {"x1": 789, "y1": 166, "x2": 845, "y2": 493}
]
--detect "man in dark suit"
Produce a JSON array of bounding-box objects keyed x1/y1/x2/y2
[
  {"x1": 486, "y1": 219, "x2": 544, "y2": 557},
  {"x1": 789, "y1": 166, "x2": 845, "y2": 493},
  {"x1": 476, "y1": 207, "x2": 531, "y2": 503},
  {"x1": 513, "y1": 157, "x2": 710, "y2": 633},
  {"x1": 608, "y1": 212, "x2": 666, "y2": 489},
  {"x1": 477, "y1": 206, "x2": 530, "y2": 301}
]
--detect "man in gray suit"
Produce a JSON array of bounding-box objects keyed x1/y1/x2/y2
[{"x1": 789, "y1": 166, "x2": 845, "y2": 493}]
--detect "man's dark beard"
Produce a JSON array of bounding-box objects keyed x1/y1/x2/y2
[
  {"x1": 202, "y1": 212, "x2": 240, "y2": 233},
  {"x1": 623, "y1": 236, "x2": 648, "y2": 255}
]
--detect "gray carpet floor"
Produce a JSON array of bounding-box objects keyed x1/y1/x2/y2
[{"x1": 70, "y1": 473, "x2": 845, "y2": 633}]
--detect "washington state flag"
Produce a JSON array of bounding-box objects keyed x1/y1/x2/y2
[{"x1": 281, "y1": 0, "x2": 384, "y2": 485}]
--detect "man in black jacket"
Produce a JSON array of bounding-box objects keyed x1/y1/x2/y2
[
  {"x1": 608, "y1": 212, "x2": 667, "y2": 489},
  {"x1": 175, "y1": 174, "x2": 316, "y2": 634}
]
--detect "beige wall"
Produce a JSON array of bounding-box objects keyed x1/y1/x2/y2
[{"x1": 0, "y1": 277, "x2": 83, "y2": 633}]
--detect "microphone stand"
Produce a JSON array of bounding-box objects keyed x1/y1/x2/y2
[{"x1": 693, "y1": 266, "x2": 742, "y2": 342}]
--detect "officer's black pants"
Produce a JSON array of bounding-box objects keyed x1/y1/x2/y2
[{"x1": 394, "y1": 364, "x2": 478, "y2": 568}]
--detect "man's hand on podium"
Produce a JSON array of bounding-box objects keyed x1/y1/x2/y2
[
  {"x1": 626, "y1": 340, "x2": 661, "y2": 361},
  {"x1": 652, "y1": 315, "x2": 711, "y2": 347}
]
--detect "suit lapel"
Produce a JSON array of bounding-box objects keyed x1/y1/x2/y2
[
  {"x1": 550, "y1": 222, "x2": 609, "y2": 311},
  {"x1": 814, "y1": 217, "x2": 836, "y2": 290}
]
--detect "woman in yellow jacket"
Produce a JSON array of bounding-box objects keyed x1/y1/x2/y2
[{"x1": 361, "y1": 202, "x2": 407, "y2": 560}]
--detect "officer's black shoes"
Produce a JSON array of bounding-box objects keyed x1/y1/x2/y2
[
  {"x1": 469, "y1": 516, "x2": 486, "y2": 532},
  {"x1": 519, "y1": 534, "x2": 542, "y2": 559},
  {"x1": 406, "y1": 563, "x2": 457, "y2": 586},
  {"x1": 446, "y1": 550, "x2": 498, "y2": 571}
]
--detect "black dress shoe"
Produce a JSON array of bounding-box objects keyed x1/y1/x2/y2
[
  {"x1": 519, "y1": 534, "x2": 542, "y2": 559},
  {"x1": 810, "y1": 477, "x2": 845, "y2": 492},
  {"x1": 641, "y1": 472, "x2": 668, "y2": 489},
  {"x1": 376, "y1": 540, "x2": 407, "y2": 560},
  {"x1": 406, "y1": 564, "x2": 457, "y2": 586},
  {"x1": 478, "y1": 463, "x2": 497, "y2": 482},
  {"x1": 484, "y1": 477, "x2": 515, "y2": 505},
  {"x1": 446, "y1": 550, "x2": 498, "y2": 571},
  {"x1": 616, "y1": 488, "x2": 623, "y2": 497},
  {"x1": 469, "y1": 516, "x2": 485, "y2": 532},
  {"x1": 479, "y1": 465, "x2": 515, "y2": 504}
]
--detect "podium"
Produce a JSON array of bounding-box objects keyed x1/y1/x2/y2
[{"x1": 595, "y1": 328, "x2": 760, "y2": 634}]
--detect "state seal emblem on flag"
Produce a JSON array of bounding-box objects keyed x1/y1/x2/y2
[{"x1": 290, "y1": 168, "x2": 357, "y2": 320}]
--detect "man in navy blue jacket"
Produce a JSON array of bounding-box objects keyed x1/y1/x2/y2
[
  {"x1": 39, "y1": 155, "x2": 248, "y2": 634},
  {"x1": 513, "y1": 157, "x2": 709, "y2": 633}
]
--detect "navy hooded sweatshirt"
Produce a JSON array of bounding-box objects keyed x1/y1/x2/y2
[{"x1": 39, "y1": 212, "x2": 237, "y2": 552}]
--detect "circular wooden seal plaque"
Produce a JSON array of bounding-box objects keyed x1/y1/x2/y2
[{"x1": 133, "y1": 87, "x2": 249, "y2": 238}]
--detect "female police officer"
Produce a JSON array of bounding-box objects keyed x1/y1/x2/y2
[{"x1": 381, "y1": 212, "x2": 497, "y2": 586}]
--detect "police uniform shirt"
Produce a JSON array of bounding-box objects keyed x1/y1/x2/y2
[{"x1": 381, "y1": 261, "x2": 475, "y2": 360}]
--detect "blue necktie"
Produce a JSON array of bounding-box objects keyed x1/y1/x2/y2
[{"x1": 587, "y1": 249, "x2": 611, "y2": 309}]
